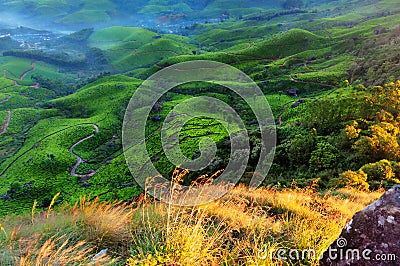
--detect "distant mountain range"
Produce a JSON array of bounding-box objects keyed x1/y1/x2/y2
[{"x1": 0, "y1": 0, "x2": 309, "y2": 29}]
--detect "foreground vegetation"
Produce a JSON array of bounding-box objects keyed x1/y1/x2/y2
[{"x1": 0, "y1": 179, "x2": 382, "y2": 265}]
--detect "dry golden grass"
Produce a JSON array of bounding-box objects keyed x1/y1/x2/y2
[
  {"x1": 126, "y1": 176, "x2": 382, "y2": 265},
  {"x1": 0, "y1": 175, "x2": 383, "y2": 265},
  {"x1": 17, "y1": 234, "x2": 113, "y2": 265},
  {"x1": 74, "y1": 196, "x2": 133, "y2": 255},
  {"x1": 0, "y1": 196, "x2": 131, "y2": 265}
]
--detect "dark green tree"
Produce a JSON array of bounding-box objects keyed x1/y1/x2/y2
[{"x1": 282, "y1": 0, "x2": 303, "y2": 9}]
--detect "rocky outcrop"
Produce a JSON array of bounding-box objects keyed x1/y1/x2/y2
[
  {"x1": 291, "y1": 99, "x2": 305, "y2": 108},
  {"x1": 286, "y1": 88, "x2": 299, "y2": 96},
  {"x1": 320, "y1": 185, "x2": 400, "y2": 266}
]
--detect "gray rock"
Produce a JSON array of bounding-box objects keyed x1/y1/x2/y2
[
  {"x1": 291, "y1": 99, "x2": 306, "y2": 108},
  {"x1": 320, "y1": 185, "x2": 400, "y2": 265},
  {"x1": 1, "y1": 194, "x2": 11, "y2": 200},
  {"x1": 152, "y1": 116, "x2": 162, "y2": 122},
  {"x1": 286, "y1": 88, "x2": 299, "y2": 97}
]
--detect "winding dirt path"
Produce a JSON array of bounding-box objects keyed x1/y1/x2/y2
[
  {"x1": 0, "y1": 120, "x2": 108, "y2": 178},
  {"x1": 278, "y1": 104, "x2": 287, "y2": 126},
  {"x1": 31, "y1": 82, "x2": 39, "y2": 88},
  {"x1": 289, "y1": 74, "x2": 338, "y2": 88},
  {"x1": 2, "y1": 61, "x2": 38, "y2": 87},
  {"x1": 0, "y1": 110, "x2": 11, "y2": 134},
  {"x1": 280, "y1": 57, "x2": 301, "y2": 67},
  {"x1": 19, "y1": 61, "x2": 36, "y2": 80},
  {"x1": 0, "y1": 94, "x2": 11, "y2": 103},
  {"x1": 69, "y1": 124, "x2": 99, "y2": 178}
]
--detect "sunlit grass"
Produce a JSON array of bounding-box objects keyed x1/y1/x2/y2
[{"x1": 0, "y1": 171, "x2": 382, "y2": 265}]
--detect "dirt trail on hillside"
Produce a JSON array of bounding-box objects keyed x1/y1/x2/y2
[
  {"x1": 0, "y1": 95, "x2": 11, "y2": 103},
  {"x1": 0, "y1": 122, "x2": 105, "y2": 178},
  {"x1": 19, "y1": 61, "x2": 36, "y2": 80},
  {"x1": 2, "y1": 61, "x2": 38, "y2": 87},
  {"x1": 0, "y1": 110, "x2": 11, "y2": 134},
  {"x1": 280, "y1": 57, "x2": 308, "y2": 67},
  {"x1": 31, "y1": 82, "x2": 39, "y2": 88},
  {"x1": 278, "y1": 104, "x2": 287, "y2": 126},
  {"x1": 289, "y1": 74, "x2": 338, "y2": 88},
  {"x1": 69, "y1": 124, "x2": 100, "y2": 178}
]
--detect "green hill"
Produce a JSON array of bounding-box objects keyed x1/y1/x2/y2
[
  {"x1": 88, "y1": 26, "x2": 158, "y2": 50},
  {"x1": 88, "y1": 26, "x2": 196, "y2": 72}
]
